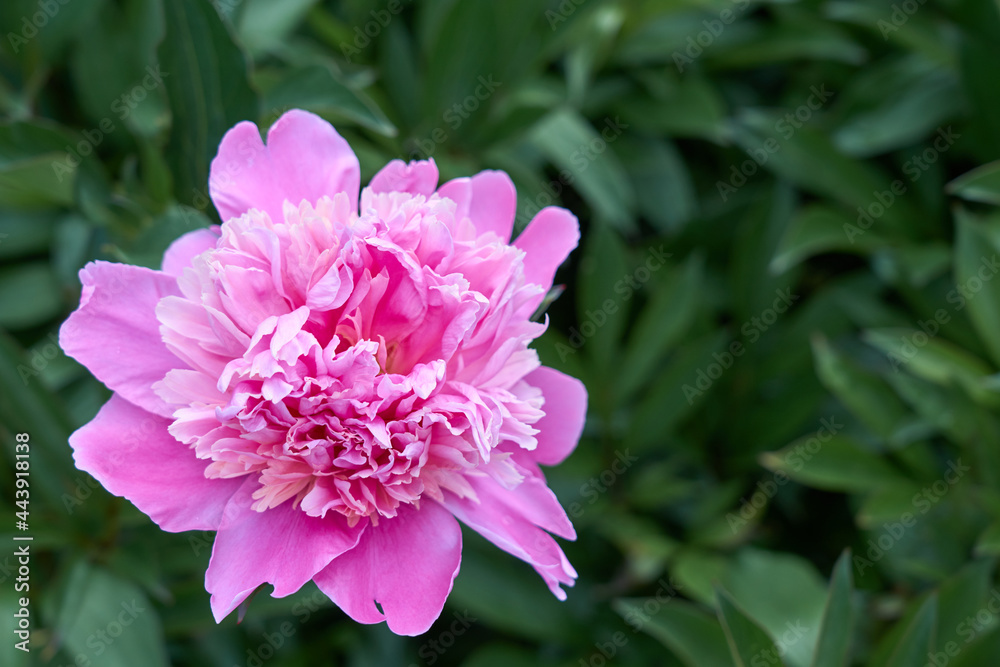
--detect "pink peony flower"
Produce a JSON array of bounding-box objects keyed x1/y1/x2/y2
[{"x1": 60, "y1": 109, "x2": 587, "y2": 635}]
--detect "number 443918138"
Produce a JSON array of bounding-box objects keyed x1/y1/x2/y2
[{"x1": 15, "y1": 433, "x2": 29, "y2": 529}]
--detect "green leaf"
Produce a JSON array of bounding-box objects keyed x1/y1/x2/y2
[
  {"x1": 613, "y1": 598, "x2": 734, "y2": 667},
  {"x1": 576, "y1": 223, "x2": 629, "y2": 380},
  {"x1": 871, "y1": 243, "x2": 952, "y2": 289},
  {"x1": 883, "y1": 595, "x2": 937, "y2": 667},
  {"x1": 237, "y1": 0, "x2": 319, "y2": 56},
  {"x1": 116, "y1": 204, "x2": 212, "y2": 269},
  {"x1": 771, "y1": 205, "x2": 882, "y2": 274},
  {"x1": 529, "y1": 108, "x2": 636, "y2": 233},
  {"x1": 263, "y1": 65, "x2": 396, "y2": 137},
  {"x1": 68, "y1": 0, "x2": 165, "y2": 137},
  {"x1": 378, "y1": 19, "x2": 422, "y2": 130},
  {"x1": 759, "y1": 434, "x2": 906, "y2": 493},
  {"x1": 620, "y1": 253, "x2": 702, "y2": 398},
  {"x1": 0, "y1": 0, "x2": 108, "y2": 65},
  {"x1": 446, "y1": 537, "x2": 581, "y2": 643},
  {"x1": 627, "y1": 331, "x2": 730, "y2": 452},
  {"x1": 0, "y1": 213, "x2": 54, "y2": 260},
  {"x1": 0, "y1": 263, "x2": 62, "y2": 329},
  {"x1": 461, "y1": 644, "x2": 548, "y2": 667},
  {"x1": 0, "y1": 119, "x2": 87, "y2": 208},
  {"x1": 716, "y1": 586, "x2": 783, "y2": 667},
  {"x1": 948, "y1": 626, "x2": 1000, "y2": 667},
  {"x1": 52, "y1": 560, "x2": 169, "y2": 667},
  {"x1": 949, "y1": 161, "x2": 1000, "y2": 206},
  {"x1": 730, "y1": 112, "x2": 918, "y2": 238},
  {"x1": 855, "y1": 483, "x2": 921, "y2": 530},
  {"x1": 823, "y1": 2, "x2": 953, "y2": 66},
  {"x1": 672, "y1": 549, "x2": 731, "y2": 607},
  {"x1": 811, "y1": 334, "x2": 909, "y2": 440},
  {"x1": 960, "y1": 28, "x2": 1000, "y2": 161},
  {"x1": 832, "y1": 58, "x2": 961, "y2": 158},
  {"x1": 418, "y1": 0, "x2": 500, "y2": 123},
  {"x1": 710, "y1": 9, "x2": 866, "y2": 68},
  {"x1": 863, "y1": 328, "x2": 1000, "y2": 407},
  {"x1": 618, "y1": 135, "x2": 696, "y2": 235},
  {"x1": 158, "y1": 0, "x2": 258, "y2": 208},
  {"x1": 811, "y1": 551, "x2": 854, "y2": 667},
  {"x1": 723, "y1": 549, "x2": 828, "y2": 667},
  {"x1": 0, "y1": 329, "x2": 76, "y2": 507},
  {"x1": 974, "y1": 521, "x2": 1000, "y2": 557},
  {"x1": 613, "y1": 11, "x2": 744, "y2": 67},
  {"x1": 0, "y1": 153, "x2": 76, "y2": 209},
  {"x1": 937, "y1": 559, "x2": 996, "y2": 650},
  {"x1": 954, "y1": 208, "x2": 1000, "y2": 367},
  {"x1": 884, "y1": 371, "x2": 1000, "y2": 486},
  {"x1": 614, "y1": 72, "x2": 727, "y2": 143}
]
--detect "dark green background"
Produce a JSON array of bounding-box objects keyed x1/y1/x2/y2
[{"x1": 3, "y1": 0, "x2": 1000, "y2": 664}]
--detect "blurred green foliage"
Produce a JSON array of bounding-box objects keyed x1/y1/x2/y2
[{"x1": 2, "y1": 0, "x2": 1000, "y2": 664}]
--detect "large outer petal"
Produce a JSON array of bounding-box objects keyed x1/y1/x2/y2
[
  {"x1": 69, "y1": 394, "x2": 242, "y2": 532},
  {"x1": 441, "y1": 474, "x2": 576, "y2": 600},
  {"x1": 313, "y1": 502, "x2": 462, "y2": 636},
  {"x1": 513, "y1": 206, "x2": 580, "y2": 314},
  {"x1": 209, "y1": 109, "x2": 360, "y2": 224},
  {"x1": 368, "y1": 158, "x2": 439, "y2": 196},
  {"x1": 60, "y1": 261, "x2": 185, "y2": 418},
  {"x1": 206, "y1": 478, "x2": 366, "y2": 622},
  {"x1": 524, "y1": 366, "x2": 587, "y2": 466},
  {"x1": 437, "y1": 170, "x2": 517, "y2": 242}
]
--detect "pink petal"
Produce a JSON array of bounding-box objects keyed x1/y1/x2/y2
[
  {"x1": 161, "y1": 227, "x2": 220, "y2": 277},
  {"x1": 369, "y1": 158, "x2": 439, "y2": 196},
  {"x1": 313, "y1": 501, "x2": 462, "y2": 636},
  {"x1": 206, "y1": 478, "x2": 366, "y2": 622},
  {"x1": 525, "y1": 366, "x2": 587, "y2": 466},
  {"x1": 59, "y1": 261, "x2": 185, "y2": 418},
  {"x1": 69, "y1": 394, "x2": 242, "y2": 532},
  {"x1": 209, "y1": 110, "x2": 360, "y2": 224},
  {"x1": 513, "y1": 207, "x2": 580, "y2": 313},
  {"x1": 437, "y1": 170, "x2": 517, "y2": 241},
  {"x1": 442, "y1": 476, "x2": 576, "y2": 600}
]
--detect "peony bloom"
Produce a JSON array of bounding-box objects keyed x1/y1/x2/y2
[{"x1": 60, "y1": 109, "x2": 587, "y2": 635}]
